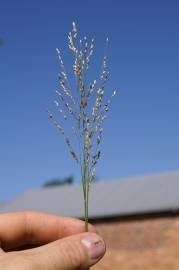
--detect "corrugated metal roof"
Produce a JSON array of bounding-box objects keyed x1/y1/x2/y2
[{"x1": 0, "y1": 171, "x2": 179, "y2": 218}]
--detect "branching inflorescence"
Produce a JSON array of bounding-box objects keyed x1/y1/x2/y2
[{"x1": 46, "y1": 22, "x2": 116, "y2": 232}]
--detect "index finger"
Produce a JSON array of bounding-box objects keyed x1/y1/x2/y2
[{"x1": 0, "y1": 211, "x2": 95, "y2": 251}]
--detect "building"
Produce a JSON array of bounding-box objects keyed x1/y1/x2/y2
[{"x1": 0, "y1": 171, "x2": 179, "y2": 270}]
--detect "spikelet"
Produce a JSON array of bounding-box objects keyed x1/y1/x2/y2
[
  {"x1": 72, "y1": 22, "x2": 77, "y2": 39},
  {"x1": 66, "y1": 138, "x2": 79, "y2": 163},
  {"x1": 86, "y1": 37, "x2": 95, "y2": 70},
  {"x1": 68, "y1": 31, "x2": 77, "y2": 54}
]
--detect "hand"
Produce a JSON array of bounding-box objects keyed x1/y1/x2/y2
[{"x1": 0, "y1": 211, "x2": 106, "y2": 269}]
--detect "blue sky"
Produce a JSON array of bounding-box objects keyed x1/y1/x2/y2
[{"x1": 0, "y1": 0, "x2": 178, "y2": 201}]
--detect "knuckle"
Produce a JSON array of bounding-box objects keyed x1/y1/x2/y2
[
  {"x1": 59, "y1": 239, "x2": 87, "y2": 269},
  {"x1": 20, "y1": 253, "x2": 44, "y2": 270}
]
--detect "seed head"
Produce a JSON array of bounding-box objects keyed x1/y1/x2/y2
[{"x1": 47, "y1": 22, "x2": 116, "y2": 191}]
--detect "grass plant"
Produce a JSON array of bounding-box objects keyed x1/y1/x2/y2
[{"x1": 46, "y1": 22, "x2": 116, "y2": 233}]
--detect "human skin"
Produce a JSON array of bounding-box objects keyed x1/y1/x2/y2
[{"x1": 0, "y1": 211, "x2": 106, "y2": 270}]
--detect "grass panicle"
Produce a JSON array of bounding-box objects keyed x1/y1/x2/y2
[{"x1": 47, "y1": 22, "x2": 116, "y2": 234}]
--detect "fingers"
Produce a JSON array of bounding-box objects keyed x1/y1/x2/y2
[
  {"x1": 0, "y1": 211, "x2": 95, "y2": 251},
  {"x1": 25, "y1": 232, "x2": 106, "y2": 270}
]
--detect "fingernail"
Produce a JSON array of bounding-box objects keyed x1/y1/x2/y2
[{"x1": 81, "y1": 234, "x2": 106, "y2": 260}]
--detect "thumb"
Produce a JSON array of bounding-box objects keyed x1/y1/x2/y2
[{"x1": 29, "y1": 232, "x2": 106, "y2": 270}]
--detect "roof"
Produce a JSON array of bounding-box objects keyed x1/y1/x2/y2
[{"x1": 0, "y1": 171, "x2": 179, "y2": 219}]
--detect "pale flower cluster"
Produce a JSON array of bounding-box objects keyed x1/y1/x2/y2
[{"x1": 46, "y1": 22, "x2": 116, "y2": 231}]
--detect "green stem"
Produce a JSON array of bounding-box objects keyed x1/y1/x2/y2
[
  {"x1": 84, "y1": 181, "x2": 89, "y2": 232},
  {"x1": 83, "y1": 175, "x2": 89, "y2": 270},
  {"x1": 83, "y1": 162, "x2": 89, "y2": 232}
]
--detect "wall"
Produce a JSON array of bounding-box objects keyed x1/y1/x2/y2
[{"x1": 91, "y1": 214, "x2": 179, "y2": 270}]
